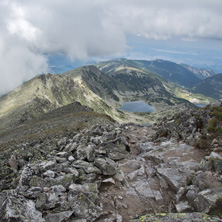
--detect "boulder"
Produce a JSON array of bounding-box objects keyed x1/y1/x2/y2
[
  {"x1": 72, "y1": 160, "x2": 101, "y2": 174},
  {"x1": 68, "y1": 183, "x2": 102, "y2": 221},
  {"x1": 94, "y1": 158, "x2": 116, "y2": 176},
  {"x1": 213, "y1": 160, "x2": 222, "y2": 173},
  {"x1": 8, "y1": 155, "x2": 18, "y2": 171},
  {"x1": 46, "y1": 185, "x2": 68, "y2": 210},
  {"x1": 29, "y1": 176, "x2": 48, "y2": 188},
  {"x1": 76, "y1": 145, "x2": 95, "y2": 162},
  {"x1": 43, "y1": 170, "x2": 55, "y2": 178},
  {"x1": 106, "y1": 143, "x2": 129, "y2": 161},
  {"x1": 175, "y1": 201, "x2": 193, "y2": 213},
  {"x1": 0, "y1": 190, "x2": 45, "y2": 222},
  {"x1": 44, "y1": 211, "x2": 74, "y2": 222},
  {"x1": 36, "y1": 193, "x2": 47, "y2": 211},
  {"x1": 39, "y1": 160, "x2": 56, "y2": 172},
  {"x1": 157, "y1": 166, "x2": 188, "y2": 192},
  {"x1": 194, "y1": 188, "x2": 222, "y2": 214},
  {"x1": 55, "y1": 174, "x2": 74, "y2": 189}
]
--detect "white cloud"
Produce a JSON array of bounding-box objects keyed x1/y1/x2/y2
[{"x1": 0, "y1": 0, "x2": 222, "y2": 94}]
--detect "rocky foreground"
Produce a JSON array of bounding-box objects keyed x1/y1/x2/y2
[{"x1": 0, "y1": 103, "x2": 222, "y2": 221}]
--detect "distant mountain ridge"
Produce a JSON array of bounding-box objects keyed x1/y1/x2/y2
[
  {"x1": 192, "y1": 73, "x2": 222, "y2": 100},
  {"x1": 181, "y1": 64, "x2": 217, "y2": 79},
  {"x1": 97, "y1": 58, "x2": 206, "y2": 88}
]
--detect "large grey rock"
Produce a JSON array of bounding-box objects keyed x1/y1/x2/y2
[
  {"x1": 46, "y1": 185, "x2": 68, "y2": 210},
  {"x1": 23, "y1": 186, "x2": 43, "y2": 199},
  {"x1": 45, "y1": 211, "x2": 74, "y2": 222},
  {"x1": 104, "y1": 143, "x2": 128, "y2": 161},
  {"x1": 127, "y1": 166, "x2": 145, "y2": 181},
  {"x1": 18, "y1": 164, "x2": 37, "y2": 188},
  {"x1": 0, "y1": 190, "x2": 45, "y2": 222},
  {"x1": 200, "y1": 160, "x2": 213, "y2": 171},
  {"x1": 8, "y1": 155, "x2": 18, "y2": 171},
  {"x1": 29, "y1": 176, "x2": 48, "y2": 188},
  {"x1": 76, "y1": 144, "x2": 95, "y2": 162},
  {"x1": 55, "y1": 174, "x2": 74, "y2": 189},
  {"x1": 136, "y1": 142, "x2": 155, "y2": 153},
  {"x1": 194, "y1": 188, "x2": 222, "y2": 213},
  {"x1": 57, "y1": 137, "x2": 67, "y2": 147},
  {"x1": 36, "y1": 193, "x2": 47, "y2": 211},
  {"x1": 157, "y1": 166, "x2": 188, "y2": 192},
  {"x1": 214, "y1": 160, "x2": 222, "y2": 173},
  {"x1": 68, "y1": 183, "x2": 102, "y2": 221},
  {"x1": 43, "y1": 170, "x2": 55, "y2": 178},
  {"x1": 0, "y1": 193, "x2": 6, "y2": 209},
  {"x1": 175, "y1": 201, "x2": 193, "y2": 213},
  {"x1": 94, "y1": 158, "x2": 116, "y2": 176},
  {"x1": 72, "y1": 160, "x2": 101, "y2": 174},
  {"x1": 39, "y1": 160, "x2": 56, "y2": 172},
  {"x1": 132, "y1": 180, "x2": 155, "y2": 199}
]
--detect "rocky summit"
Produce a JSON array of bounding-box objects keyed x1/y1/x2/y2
[{"x1": 0, "y1": 100, "x2": 222, "y2": 221}]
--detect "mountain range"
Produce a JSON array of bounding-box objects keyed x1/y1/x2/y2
[{"x1": 0, "y1": 58, "x2": 221, "y2": 132}]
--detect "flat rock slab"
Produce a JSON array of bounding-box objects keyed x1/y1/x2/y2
[{"x1": 157, "y1": 166, "x2": 188, "y2": 192}]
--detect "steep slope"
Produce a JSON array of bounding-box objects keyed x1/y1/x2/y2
[
  {"x1": 0, "y1": 74, "x2": 76, "y2": 130},
  {"x1": 181, "y1": 64, "x2": 217, "y2": 79},
  {"x1": 192, "y1": 74, "x2": 222, "y2": 100},
  {"x1": 130, "y1": 59, "x2": 202, "y2": 88},
  {"x1": 64, "y1": 65, "x2": 119, "y2": 101},
  {"x1": 105, "y1": 67, "x2": 192, "y2": 106},
  {"x1": 0, "y1": 68, "x2": 121, "y2": 131}
]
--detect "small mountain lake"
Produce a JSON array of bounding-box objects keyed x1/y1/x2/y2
[
  {"x1": 194, "y1": 103, "x2": 208, "y2": 108},
  {"x1": 119, "y1": 101, "x2": 155, "y2": 113}
]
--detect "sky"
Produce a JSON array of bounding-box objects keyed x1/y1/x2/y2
[{"x1": 0, "y1": 0, "x2": 222, "y2": 95}]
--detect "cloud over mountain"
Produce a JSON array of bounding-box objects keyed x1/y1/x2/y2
[{"x1": 0, "y1": 0, "x2": 222, "y2": 94}]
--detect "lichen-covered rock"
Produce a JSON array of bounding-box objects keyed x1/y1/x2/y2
[
  {"x1": 36, "y1": 192, "x2": 47, "y2": 211},
  {"x1": 213, "y1": 160, "x2": 222, "y2": 173},
  {"x1": 29, "y1": 176, "x2": 48, "y2": 188},
  {"x1": 55, "y1": 174, "x2": 74, "y2": 189},
  {"x1": 130, "y1": 213, "x2": 221, "y2": 222},
  {"x1": 68, "y1": 183, "x2": 102, "y2": 221},
  {"x1": 39, "y1": 160, "x2": 56, "y2": 172},
  {"x1": 45, "y1": 185, "x2": 68, "y2": 210},
  {"x1": 106, "y1": 143, "x2": 129, "y2": 161},
  {"x1": 76, "y1": 144, "x2": 96, "y2": 162},
  {"x1": 44, "y1": 211, "x2": 74, "y2": 222},
  {"x1": 72, "y1": 160, "x2": 101, "y2": 174},
  {"x1": 0, "y1": 190, "x2": 45, "y2": 222},
  {"x1": 94, "y1": 158, "x2": 116, "y2": 176},
  {"x1": 43, "y1": 170, "x2": 55, "y2": 178}
]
